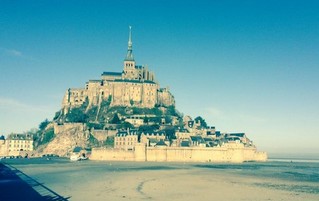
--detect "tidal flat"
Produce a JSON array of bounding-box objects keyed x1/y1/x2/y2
[{"x1": 1, "y1": 158, "x2": 319, "y2": 201}]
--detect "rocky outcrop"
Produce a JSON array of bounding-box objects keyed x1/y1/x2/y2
[{"x1": 39, "y1": 123, "x2": 90, "y2": 157}]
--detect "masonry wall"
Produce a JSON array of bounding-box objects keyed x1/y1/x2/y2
[
  {"x1": 91, "y1": 143, "x2": 267, "y2": 163},
  {"x1": 90, "y1": 148, "x2": 135, "y2": 161}
]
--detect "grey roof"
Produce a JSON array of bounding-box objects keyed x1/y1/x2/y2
[
  {"x1": 149, "y1": 138, "x2": 159, "y2": 143},
  {"x1": 102, "y1": 72, "x2": 122, "y2": 76},
  {"x1": 181, "y1": 141, "x2": 190, "y2": 147},
  {"x1": 88, "y1": 80, "x2": 102, "y2": 83},
  {"x1": 143, "y1": 131, "x2": 166, "y2": 136},
  {"x1": 8, "y1": 134, "x2": 33, "y2": 140},
  {"x1": 116, "y1": 130, "x2": 140, "y2": 137},
  {"x1": 135, "y1": 65, "x2": 143, "y2": 69},
  {"x1": 113, "y1": 79, "x2": 156, "y2": 84},
  {"x1": 204, "y1": 138, "x2": 213, "y2": 142},
  {"x1": 155, "y1": 140, "x2": 167, "y2": 146},
  {"x1": 190, "y1": 136, "x2": 204, "y2": 143},
  {"x1": 227, "y1": 133, "x2": 245, "y2": 137},
  {"x1": 226, "y1": 137, "x2": 241, "y2": 141}
]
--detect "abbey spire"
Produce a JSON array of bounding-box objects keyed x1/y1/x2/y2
[{"x1": 125, "y1": 26, "x2": 134, "y2": 61}]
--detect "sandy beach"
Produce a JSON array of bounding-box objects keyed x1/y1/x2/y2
[{"x1": 2, "y1": 158, "x2": 319, "y2": 201}]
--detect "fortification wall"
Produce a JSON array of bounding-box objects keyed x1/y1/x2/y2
[
  {"x1": 90, "y1": 148, "x2": 135, "y2": 161},
  {"x1": 146, "y1": 147, "x2": 245, "y2": 163},
  {"x1": 91, "y1": 143, "x2": 267, "y2": 163},
  {"x1": 242, "y1": 148, "x2": 267, "y2": 162}
]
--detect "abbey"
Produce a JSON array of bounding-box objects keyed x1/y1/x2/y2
[{"x1": 62, "y1": 27, "x2": 175, "y2": 111}]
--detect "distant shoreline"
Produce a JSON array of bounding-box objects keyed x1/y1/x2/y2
[{"x1": 268, "y1": 157, "x2": 319, "y2": 163}]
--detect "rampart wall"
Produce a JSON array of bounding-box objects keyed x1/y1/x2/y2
[{"x1": 91, "y1": 143, "x2": 267, "y2": 163}]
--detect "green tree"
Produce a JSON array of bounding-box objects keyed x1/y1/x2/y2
[
  {"x1": 121, "y1": 122, "x2": 134, "y2": 129},
  {"x1": 104, "y1": 136, "x2": 114, "y2": 148},
  {"x1": 39, "y1": 119, "x2": 50, "y2": 131},
  {"x1": 161, "y1": 126, "x2": 176, "y2": 140},
  {"x1": 194, "y1": 116, "x2": 208, "y2": 128},
  {"x1": 66, "y1": 108, "x2": 88, "y2": 123},
  {"x1": 110, "y1": 113, "x2": 121, "y2": 124},
  {"x1": 166, "y1": 105, "x2": 177, "y2": 116},
  {"x1": 139, "y1": 125, "x2": 160, "y2": 133},
  {"x1": 165, "y1": 116, "x2": 172, "y2": 124}
]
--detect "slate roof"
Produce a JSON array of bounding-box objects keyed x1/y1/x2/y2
[
  {"x1": 113, "y1": 79, "x2": 156, "y2": 84},
  {"x1": 228, "y1": 133, "x2": 245, "y2": 137},
  {"x1": 181, "y1": 141, "x2": 190, "y2": 147},
  {"x1": 88, "y1": 80, "x2": 102, "y2": 83},
  {"x1": 190, "y1": 136, "x2": 205, "y2": 143},
  {"x1": 7, "y1": 134, "x2": 32, "y2": 140},
  {"x1": 204, "y1": 138, "x2": 213, "y2": 142},
  {"x1": 226, "y1": 137, "x2": 241, "y2": 141},
  {"x1": 102, "y1": 72, "x2": 122, "y2": 76},
  {"x1": 155, "y1": 140, "x2": 167, "y2": 146},
  {"x1": 116, "y1": 129, "x2": 140, "y2": 137}
]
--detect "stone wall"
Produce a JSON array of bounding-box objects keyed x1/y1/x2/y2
[
  {"x1": 91, "y1": 143, "x2": 267, "y2": 163},
  {"x1": 90, "y1": 148, "x2": 135, "y2": 161}
]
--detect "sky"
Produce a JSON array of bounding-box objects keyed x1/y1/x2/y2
[{"x1": 1, "y1": 0, "x2": 319, "y2": 157}]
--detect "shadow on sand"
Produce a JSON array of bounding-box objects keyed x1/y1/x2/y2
[{"x1": 0, "y1": 162, "x2": 70, "y2": 201}]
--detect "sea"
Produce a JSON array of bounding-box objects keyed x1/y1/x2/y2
[{"x1": 1, "y1": 156, "x2": 319, "y2": 198}]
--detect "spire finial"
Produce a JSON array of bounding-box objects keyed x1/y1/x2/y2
[
  {"x1": 128, "y1": 26, "x2": 132, "y2": 47},
  {"x1": 125, "y1": 26, "x2": 134, "y2": 61}
]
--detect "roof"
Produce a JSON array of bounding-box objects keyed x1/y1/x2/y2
[
  {"x1": 116, "y1": 129, "x2": 140, "y2": 137},
  {"x1": 149, "y1": 138, "x2": 159, "y2": 143},
  {"x1": 226, "y1": 137, "x2": 241, "y2": 141},
  {"x1": 204, "y1": 138, "x2": 213, "y2": 142},
  {"x1": 113, "y1": 79, "x2": 156, "y2": 84},
  {"x1": 181, "y1": 141, "x2": 190, "y2": 147},
  {"x1": 7, "y1": 134, "x2": 33, "y2": 140},
  {"x1": 135, "y1": 65, "x2": 143, "y2": 69},
  {"x1": 227, "y1": 133, "x2": 245, "y2": 137},
  {"x1": 190, "y1": 136, "x2": 205, "y2": 143},
  {"x1": 142, "y1": 132, "x2": 165, "y2": 136},
  {"x1": 155, "y1": 140, "x2": 167, "y2": 146},
  {"x1": 101, "y1": 72, "x2": 122, "y2": 76},
  {"x1": 88, "y1": 80, "x2": 102, "y2": 83}
]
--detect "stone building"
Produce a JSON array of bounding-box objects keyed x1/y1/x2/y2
[
  {"x1": 140, "y1": 132, "x2": 166, "y2": 147},
  {"x1": 4, "y1": 134, "x2": 34, "y2": 156},
  {"x1": 114, "y1": 129, "x2": 138, "y2": 151},
  {"x1": 0, "y1": 135, "x2": 7, "y2": 157},
  {"x1": 62, "y1": 27, "x2": 175, "y2": 112}
]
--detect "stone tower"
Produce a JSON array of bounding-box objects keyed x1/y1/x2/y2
[{"x1": 123, "y1": 26, "x2": 137, "y2": 80}]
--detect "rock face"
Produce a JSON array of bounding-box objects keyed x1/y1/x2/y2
[{"x1": 40, "y1": 123, "x2": 89, "y2": 157}]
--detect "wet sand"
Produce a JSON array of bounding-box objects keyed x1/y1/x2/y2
[{"x1": 2, "y1": 158, "x2": 319, "y2": 201}]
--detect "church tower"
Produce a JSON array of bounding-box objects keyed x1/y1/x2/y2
[{"x1": 123, "y1": 26, "x2": 136, "y2": 79}]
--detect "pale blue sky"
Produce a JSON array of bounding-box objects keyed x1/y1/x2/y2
[{"x1": 1, "y1": 0, "x2": 319, "y2": 156}]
